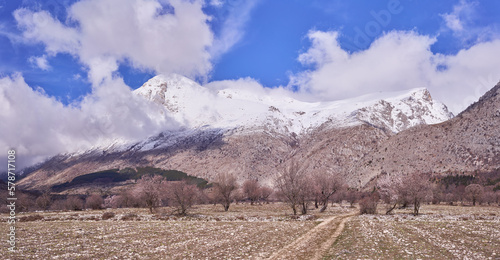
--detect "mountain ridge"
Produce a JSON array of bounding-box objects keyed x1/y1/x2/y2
[{"x1": 18, "y1": 75, "x2": 470, "y2": 192}]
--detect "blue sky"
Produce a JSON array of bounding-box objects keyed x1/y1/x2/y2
[
  {"x1": 2, "y1": 0, "x2": 500, "y2": 168},
  {"x1": 1, "y1": 0, "x2": 499, "y2": 104}
]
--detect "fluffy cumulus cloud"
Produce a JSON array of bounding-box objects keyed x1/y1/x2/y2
[
  {"x1": 14, "y1": 0, "x2": 214, "y2": 84},
  {"x1": 290, "y1": 29, "x2": 500, "y2": 114}
]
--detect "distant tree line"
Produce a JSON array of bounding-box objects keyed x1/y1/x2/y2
[{"x1": 1, "y1": 166, "x2": 499, "y2": 216}]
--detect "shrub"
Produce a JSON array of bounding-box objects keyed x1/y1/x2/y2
[
  {"x1": 35, "y1": 193, "x2": 52, "y2": 210},
  {"x1": 65, "y1": 196, "x2": 84, "y2": 211},
  {"x1": 85, "y1": 194, "x2": 104, "y2": 210},
  {"x1": 102, "y1": 212, "x2": 115, "y2": 220},
  {"x1": 359, "y1": 195, "x2": 378, "y2": 214}
]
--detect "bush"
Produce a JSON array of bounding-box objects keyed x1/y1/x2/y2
[
  {"x1": 85, "y1": 194, "x2": 104, "y2": 210},
  {"x1": 102, "y1": 212, "x2": 115, "y2": 220},
  {"x1": 65, "y1": 196, "x2": 84, "y2": 211},
  {"x1": 35, "y1": 193, "x2": 52, "y2": 210},
  {"x1": 359, "y1": 195, "x2": 378, "y2": 214}
]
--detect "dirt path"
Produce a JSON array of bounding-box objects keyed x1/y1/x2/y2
[{"x1": 267, "y1": 212, "x2": 357, "y2": 260}]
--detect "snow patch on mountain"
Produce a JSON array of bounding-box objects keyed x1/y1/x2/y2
[{"x1": 134, "y1": 74, "x2": 454, "y2": 135}]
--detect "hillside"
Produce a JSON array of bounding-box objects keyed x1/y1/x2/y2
[{"x1": 355, "y1": 81, "x2": 500, "y2": 185}]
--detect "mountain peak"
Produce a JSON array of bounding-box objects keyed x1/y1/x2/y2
[{"x1": 133, "y1": 75, "x2": 453, "y2": 134}]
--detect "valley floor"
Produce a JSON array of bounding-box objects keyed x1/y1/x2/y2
[{"x1": 1, "y1": 204, "x2": 499, "y2": 259}]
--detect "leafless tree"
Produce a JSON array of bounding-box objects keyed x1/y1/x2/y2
[
  {"x1": 378, "y1": 173, "x2": 404, "y2": 215},
  {"x1": 312, "y1": 172, "x2": 344, "y2": 212},
  {"x1": 465, "y1": 184, "x2": 484, "y2": 206},
  {"x1": 17, "y1": 192, "x2": 35, "y2": 212},
  {"x1": 242, "y1": 179, "x2": 261, "y2": 205},
  {"x1": 85, "y1": 194, "x2": 104, "y2": 210},
  {"x1": 482, "y1": 190, "x2": 496, "y2": 205},
  {"x1": 65, "y1": 195, "x2": 84, "y2": 211},
  {"x1": 213, "y1": 173, "x2": 238, "y2": 211},
  {"x1": 166, "y1": 180, "x2": 199, "y2": 215},
  {"x1": 35, "y1": 191, "x2": 52, "y2": 210},
  {"x1": 275, "y1": 161, "x2": 309, "y2": 215},
  {"x1": 259, "y1": 186, "x2": 273, "y2": 204},
  {"x1": 344, "y1": 188, "x2": 360, "y2": 208},
  {"x1": 135, "y1": 175, "x2": 166, "y2": 213},
  {"x1": 404, "y1": 173, "x2": 431, "y2": 215},
  {"x1": 359, "y1": 193, "x2": 379, "y2": 214},
  {"x1": 378, "y1": 172, "x2": 431, "y2": 215}
]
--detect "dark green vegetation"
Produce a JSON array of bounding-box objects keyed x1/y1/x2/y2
[
  {"x1": 433, "y1": 169, "x2": 500, "y2": 189},
  {"x1": 52, "y1": 167, "x2": 209, "y2": 191}
]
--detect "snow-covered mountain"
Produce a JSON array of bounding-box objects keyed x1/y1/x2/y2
[
  {"x1": 18, "y1": 74, "x2": 460, "y2": 191},
  {"x1": 134, "y1": 74, "x2": 453, "y2": 135}
]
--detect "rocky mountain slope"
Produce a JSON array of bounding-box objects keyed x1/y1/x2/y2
[
  {"x1": 18, "y1": 75, "x2": 461, "y2": 191},
  {"x1": 354, "y1": 81, "x2": 500, "y2": 185}
]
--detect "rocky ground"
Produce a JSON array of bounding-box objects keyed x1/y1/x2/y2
[
  {"x1": 1, "y1": 203, "x2": 498, "y2": 259},
  {"x1": 325, "y1": 205, "x2": 500, "y2": 260}
]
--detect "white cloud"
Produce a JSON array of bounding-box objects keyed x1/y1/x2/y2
[
  {"x1": 0, "y1": 74, "x2": 179, "y2": 169},
  {"x1": 440, "y1": 0, "x2": 498, "y2": 44},
  {"x1": 14, "y1": 8, "x2": 80, "y2": 55},
  {"x1": 13, "y1": 0, "x2": 215, "y2": 84},
  {"x1": 441, "y1": 0, "x2": 472, "y2": 33},
  {"x1": 28, "y1": 55, "x2": 51, "y2": 70},
  {"x1": 209, "y1": 0, "x2": 259, "y2": 59},
  {"x1": 291, "y1": 30, "x2": 500, "y2": 114},
  {"x1": 209, "y1": 0, "x2": 224, "y2": 8}
]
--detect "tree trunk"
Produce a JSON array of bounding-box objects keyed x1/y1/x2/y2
[
  {"x1": 224, "y1": 204, "x2": 229, "y2": 211},
  {"x1": 413, "y1": 200, "x2": 420, "y2": 216},
  {"x1": 385, "y1": 202, "x2": 397, "y2": 215},
  {"x1": 301, "y1": 202, "x2": 307, "y2": 215},
  {"x1": 320, "y1": 199, "x2": 328, "y2": 212}
]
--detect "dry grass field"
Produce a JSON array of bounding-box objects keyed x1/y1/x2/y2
[
  {"x1": 1, "y1": 203, "x2": 352, "y2": 259},
  {"x1": 1, "y1": 203, "x2": 499, "y2": 259},
  {"x1": 325, "y1": 205, "x2": 500, "y2": 260}
]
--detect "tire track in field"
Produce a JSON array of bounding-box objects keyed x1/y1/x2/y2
[{"x1": 267, "y1": 212, "x2": 357, "y2": 260}]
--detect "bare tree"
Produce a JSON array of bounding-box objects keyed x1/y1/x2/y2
[
  {"x1": 465, "y1": 184, "x2": 484, "y2": 206},
  {"x1": 65, "y1": 196, "x2": 84, "y2": 211},
  {"x1": 344, "y1": 188, "x2": 360, "y2": 208},
  {"x1": 312, "y1": 172, "x2": 344, "y2": 212},
  {"x1": 166, "y1": 180, "x2": 199, "y2": 215},
  {"x1": 135, "y1": 175, "x2": 166, "y2": 213},
  {"x1": 259, "y1": 186, "x2": 273, "y2": 204},
  {"x1": 35, "y1": 191, "x2": 52, "y2": 210},
  {"x1": 404, "y1": 173, "x2": 431, "y2": 215},
  {"x1": 17, "y1": 192, "x2": 35, "y2": 212},
  {"x1": 378, "y1": 173, "x2": 404, "y2": 215},
  {"x1": 275, "y1": 161, "x2": 308, "y2": 215},
  {"x1": 85, "y1": 194, "x2": 104, "y2": 210},
  {"x1": 298, "y1": 178, "x2": 313, "y2": 215},
  {"x1": 359, "y1": 193, "x2": 379, "y2": 214},
  {"x1": 242, "y1": 179, "x2": 261, "y2": 205},
  {"x1": 214, "y1": 173, "x2": 238, "y2": 211},
  {"x1": 378, "y1": 172, "x2": 430, "y2": 215}
]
